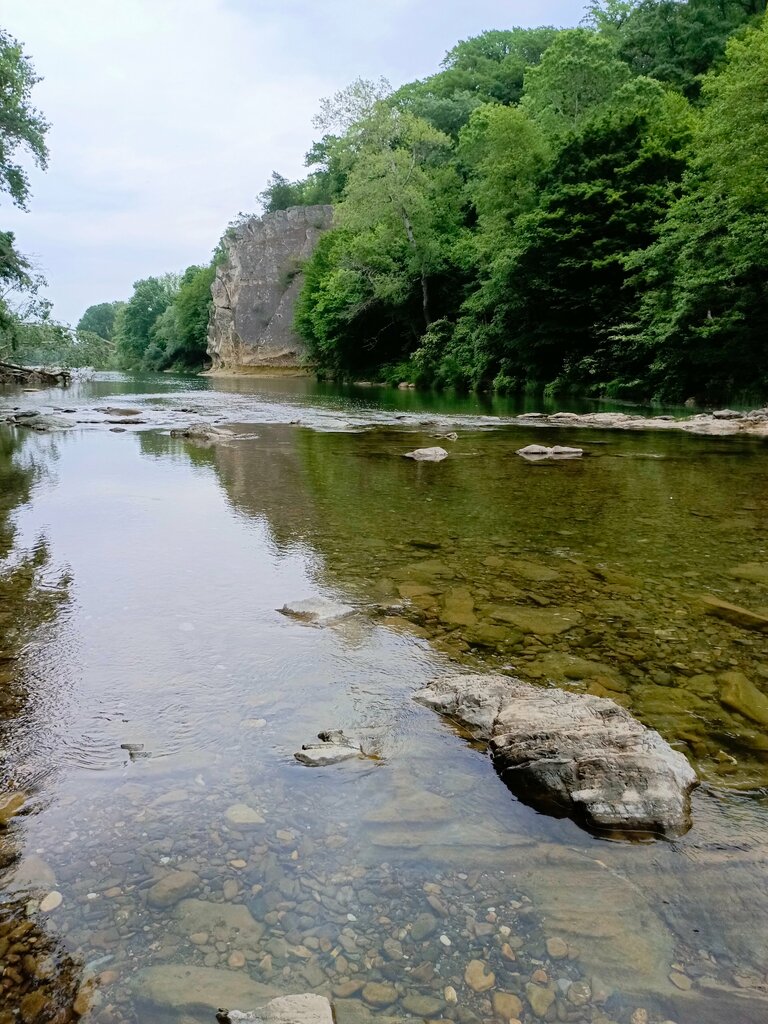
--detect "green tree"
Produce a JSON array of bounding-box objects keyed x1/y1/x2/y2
[
  {"x1": 76, "y1": 300, "x2": 124, "y2": 341},
  {"x1": 521, "y1": 29, "x2": 633, "y2": 136},
  {"x1": 628, "y1": 19, "x2": 768, "y2": 398},
  {"x1": 0, "y1": 28, "x2": 48, "y2": 210},
  {"x1": 114, "y1": 274, "x2": 179, "y2": 369}
]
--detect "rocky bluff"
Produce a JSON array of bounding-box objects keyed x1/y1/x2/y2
[{"x1": 207, "y1": 205, "x2": 333, "y2": 371}]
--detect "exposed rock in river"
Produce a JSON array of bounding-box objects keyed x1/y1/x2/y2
[
  {"x1": 294, "y1": 730, "x2": 363, "y2": 766},
  {"x1": 414, "y1": 673, "x2": 697, "y2": 837},
  {"x1": 403, "y1": 446, "x2": 448, "y2": 461},
  {"x1": 278, "y1": 597, "x2": 356, "y2": 625},
  {"x1": 216, "y1": 994, "x2": 334, "y2": 1024},
  {"x1": 516, "y1": 444, "x2": 583, "y2": 460},
  {"x1": 207, "y1": 205, "x2": 333, "y2": 371}
]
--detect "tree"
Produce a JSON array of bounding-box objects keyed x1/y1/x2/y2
[
  {"x1": 77, "y1": 300, "x2": 124, "y2": 341},
  {"x1": 627, "y1": 19, "x2": 768, "y2": 398},
  {"x1": 258, "y1": 172, "x2": 306, "y2": 213},
  {"x1": 0, "y1": 29, "x2": 49, "y2": 210},
  {"x1": 114, "y1": 274, "x2": 179, "y2": 368},
  {"x1": 521, "y1": 29, "x2": 633, "y2": 136}
]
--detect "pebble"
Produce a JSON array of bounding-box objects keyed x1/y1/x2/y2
[
  {"x1": 228, "y1": 950, "x2": 246, "y2": 968},
  {"x1": 444, "y1": 986, "x2": 458, "y2": 1004},
  {"x1": 630, "y1": 1011, "x2": 649, "y2": 1024},
  {"x1": 39, "y1": 891, "x2": 63, "y2": 912},
  {"x1": 492, "y1": 991, "x2": 523, "y2": 1019},
  {"x1": 546, "y1": 936, "x2": 568, "y2": 959},
  {"x1": 439, "y1": 934, "x2": 452, "y2": 947},
  {"x1": 669, "y1": 970, "x2": 693, "y2": 990},
  {"x1": 464, "y1": 959, "x2": 495, "y2": 992},
  {"x1": 224, "y1": 803, "x2": 265, "y2": 828},
  {"x1": 229, "y1": 859, "x2": 247, "y2": 869},
  {"x1": 362, "y1": 981, "x2": 398, "y2": 1007}
]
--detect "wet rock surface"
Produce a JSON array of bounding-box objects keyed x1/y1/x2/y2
[{"x1": 415, "y1": 674, "x2": 698, "y2": 837}]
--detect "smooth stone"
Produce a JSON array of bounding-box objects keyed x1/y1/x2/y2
[
  {"x1": 729, "y1": 562, "x2": 768, "y2": 582},
  {"x1": 464, "y1": 959, "x2": 495, "y2": 992},
  {"x1": 147, "y1": 870, "x2": 200, "y2": 909},
  {"x1": 493, "y1": 992, "x2": 523, "y2": 1019},
  {"x1": 225, "y1": 804, "x2": 265, "y2": 829},
  {"x1": 175, "y1": 899, "x2": 265, "y2": 948},
  {"x1": 362, "y1": 982, "x2": 398, "y2": 1007},
  {"x1": 719, "y1": 671, "x2": 768, "y2": 726},
  {"x1": 526, "y1": 982, "x2": 556, "y2": 1018},
  {"x1": 401, "y1": 994, "x2": 445, "y2": 1016},
  {"x1": 403, "y1": 447, "x2": 448, "y2": 462},
  {"x1": 701, "y1": 595, "x2": 768, "y2": 632},
  {"x1": 411, "y1": 912, "x2": 438, "y2": 941},
  {"x1": 546, "y1": 936, "x2": 568, "y2": 959},
  {"x1": 39, "y1": 890, "x2": 63, "y2": 912},
  {"x1": 0, "y1": 791, "x2": 26, "y2": 825},
  {"x1": 669, "y1": 970, "x2": 693, "y2": 991},
  {"x1": 132, "y1": 965, "x2": 278, "y2": 1014},
  {"x1": 488, "y1": 606, "x2": 582, "y2": 635},
  {"x1": 216, "y1": 994, "x2": 334, "y2": 1024},
  {"x1": 414, "y1": 673, "x2": 697, "y2": 837}
]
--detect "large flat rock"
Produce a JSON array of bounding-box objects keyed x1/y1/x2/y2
[
  {"x1": 414, "y1": 673, "x2": 697, "y2": 838},
  {"x1": 131, "y1": 965, "x2": 279, "y2": 1017}
]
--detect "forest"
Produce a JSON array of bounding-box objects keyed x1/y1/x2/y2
[{"x1": 3, "y1": 0, "x2": 768, "y2": 400}]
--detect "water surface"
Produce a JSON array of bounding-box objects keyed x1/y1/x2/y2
[{"x1": 1, "y1": 374, "x2": 767, "y2": 1024}]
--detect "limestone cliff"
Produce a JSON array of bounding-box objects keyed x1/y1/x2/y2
[{"x1": 207, "y1": 205, "x2": 333, "y2": 371}]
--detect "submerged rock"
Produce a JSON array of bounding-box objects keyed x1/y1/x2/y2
[
  {"x1": 132, "y1": 964, "x2": 278, "y2": 1015},
  {"x1": 216, "y1": 995, "x2": 334, "y2": 1024},
  {"x1": 701, "y1": 595, "x2": 768, "y2": 632},
  {"x1": 516, "y1": 444, "x2": 583, "y2": 460},
  {"x1": 294, "y1": 730, "x2": 362, "y2": 767},
  {"x1": 278, "y1": 597, "x2": 355, "y2": 626},
  {"x1": 414, "y1": 673, "x2": 697, "y2": 837},
  {"x1": 403, "y1": 446, "x2": 448, "y2": 461}
]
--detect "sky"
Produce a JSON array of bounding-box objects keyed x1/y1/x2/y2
[{"x1": 3, "y1": 0, "x2": 585, "y2": 325}]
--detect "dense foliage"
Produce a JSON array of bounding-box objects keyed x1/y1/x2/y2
[{"x1": 271, "y1": 2, "x2": 768, "y2": 401}]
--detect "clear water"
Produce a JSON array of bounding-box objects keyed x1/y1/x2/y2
[{"x1": 0, "y1": 374, "x2": 767, "y2": 1024}]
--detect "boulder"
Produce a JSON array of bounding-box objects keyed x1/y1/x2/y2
[
  {"x1": 295, "y1": 730, "x2": 362, "y2": 766},
  {"x1": 216, "y1": 995, "x2": 333, "y2": 1024},
  {"x1": 414, "y1": 674, "x2": 697, "y2": 837},
  {"x1": 712, "y1": 409, "x2": 744, "y2": 419},
  {"x1": 403, "y1": 446, "x2": 448, "y2": 462},
  {"x1": 169, "y1": 422, "x2": 232, "y2": 443}
]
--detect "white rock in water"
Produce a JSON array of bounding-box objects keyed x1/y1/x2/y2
[
  {"x1": 225, "y1": 803, "x2": 265, "y2": 828},
  {"x1": 516, "y1": 444, "x2": 583, "y2": 460},
  {"x1": 414, "y1": 674, "x2": 697, "y2": 838},
  {"x1": 216, "y1": 994, "x2": 334, "y2": 1024},
  {"x1": 278, "y1": 597, "x2": 355, "y2": 626},
  {"x1": 40, "y1": 890, "x2": 63, "y2": 912},
  {"x1": 403, "y1": 447, "x2": 448, "y2": 461},
  {"x1": 712, "y1": 409, "x2": 744, "y2": 420}
]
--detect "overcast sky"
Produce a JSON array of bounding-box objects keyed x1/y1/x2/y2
[{"x1": 3, "y1": 0, "x2": 584, "y2": 325}]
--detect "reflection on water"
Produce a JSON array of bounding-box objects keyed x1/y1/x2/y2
[{"x1": 1, "y1": 380, "x2": 768, "y2": 1024}]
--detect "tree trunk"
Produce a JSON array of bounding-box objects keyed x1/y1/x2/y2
[{"x1": 400, "y1": 207, "x2": 431, "y2": 330}]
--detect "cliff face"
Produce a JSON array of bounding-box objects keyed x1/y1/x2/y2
[{"x1": 207, "y1": 205, "x2": 333, "y2": 371}]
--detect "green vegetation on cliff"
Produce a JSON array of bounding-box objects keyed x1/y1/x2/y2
[{"x1": 269, "y1": 1, "x2": 768, "y2": 402}]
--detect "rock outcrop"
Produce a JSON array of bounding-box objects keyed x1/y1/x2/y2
[
  {"x1": 207, "y1": 205, "x2": 333, "y2": 371},
  {"x1": 414, "y1": 674, "x2": 697, "y2": 838}
]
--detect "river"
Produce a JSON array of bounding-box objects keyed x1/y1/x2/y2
[{"x1": 0, "y1": 373, "x2": 766, "y2": 1024}]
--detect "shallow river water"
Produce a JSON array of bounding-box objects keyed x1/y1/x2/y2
[{"x1": 0, "y1": 374, "x2": 767, "y2": 1024}]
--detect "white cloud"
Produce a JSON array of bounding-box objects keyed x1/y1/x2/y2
[{"x1": 2, "y1": 0, "x2": 583, "y2": 323}]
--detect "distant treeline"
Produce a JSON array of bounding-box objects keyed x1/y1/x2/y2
[{"x1": 260, "y1": 0, "x2": 766, "y2": 403}]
